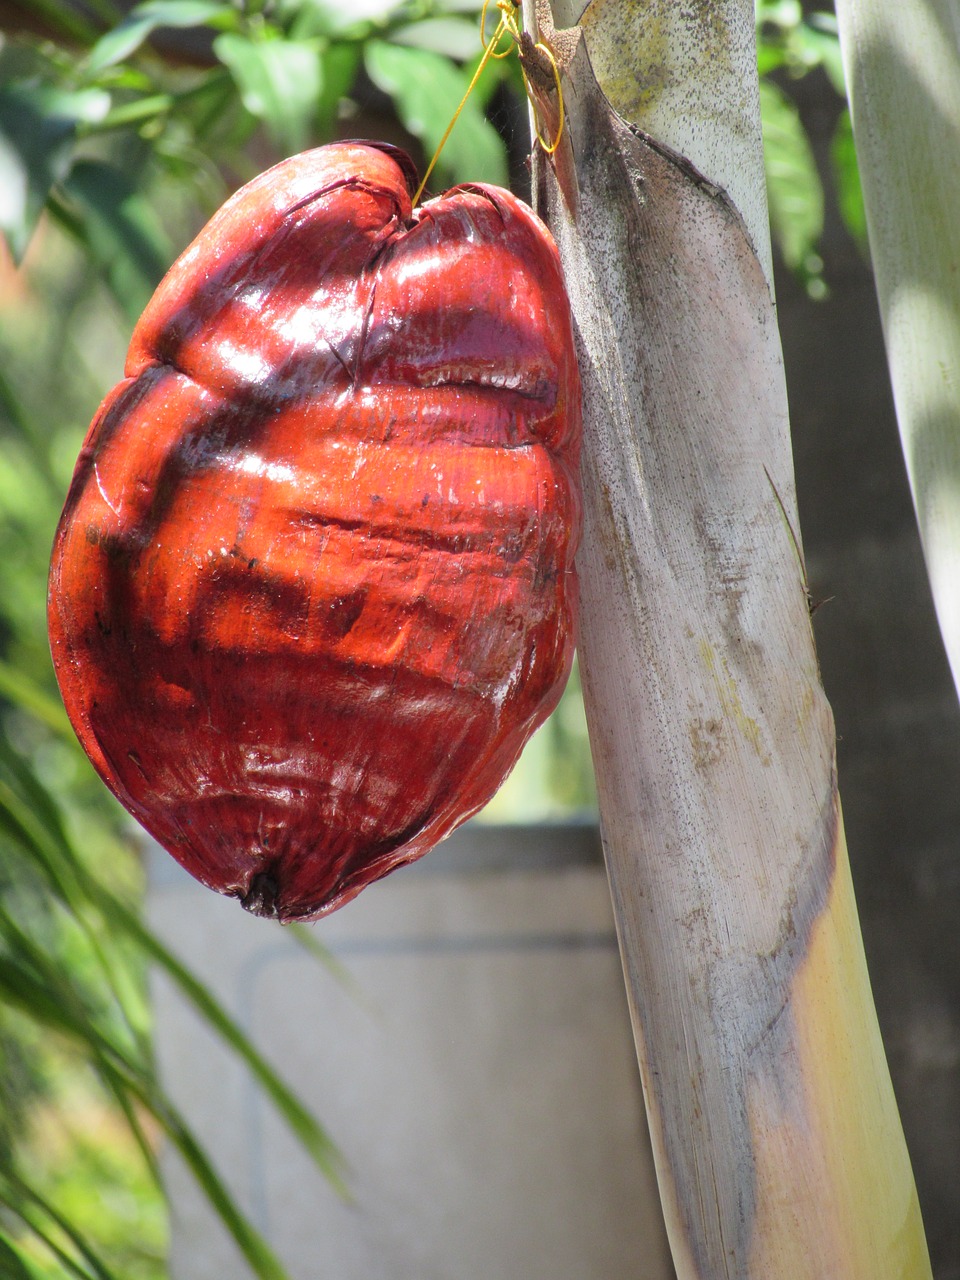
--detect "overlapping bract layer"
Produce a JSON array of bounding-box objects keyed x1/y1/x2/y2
[{"x1": 48, "y1": 142, "x2": 581, "y2": 920}]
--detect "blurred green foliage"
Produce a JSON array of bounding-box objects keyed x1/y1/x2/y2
[
  {"x1": 0, "y1": 0, "x2": 516, "y2": 308},
  {"x1": 0, "y1": 1, "x2": 861, "y2": 1275},
  {"x1": 756, "y1": 0, "x2": 867, "y2": 293}
]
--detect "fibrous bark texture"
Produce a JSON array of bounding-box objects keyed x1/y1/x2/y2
[{"x1": 524, "y1": 1, "x2": 931, "y2": 1274}]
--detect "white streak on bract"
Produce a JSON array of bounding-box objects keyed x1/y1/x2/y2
[
  {"x1": 274, "y1": 296, "x2": 355, "y2": 352},
  {"x1": 94, "y1": 463, "x2": 122, "y2": 518},
  {"x1": 229, "y1": 452, "x2": 297, "y2": 485},
  {"x1": 214, "y1": 339, "x2": 273, "y2": 386}
]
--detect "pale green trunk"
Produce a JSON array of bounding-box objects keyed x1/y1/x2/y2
[{"x1": 835, "y1": 0, "x2": 960, "y2": 704}]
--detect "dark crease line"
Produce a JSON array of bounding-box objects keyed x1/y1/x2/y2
[
  {"x1": 288, "y1": 508, "x2": 537, "y2": 557},
  {"x1": 440, "y1": 182, "x2": 509, "y2": 228},
  {"x1": 370, "y1": 377, "x2": 553, "y2": 406},
  {"x1": 318, "y1": 333, "x2": 352, "y2": 380},
  {"x1": 353, "y1": 275, "x2": 377, "y2": 390},
  {"x1": 145, "y1": 182, "x2": 407, "y2": 377},
  {"x1": 135, "y1": 354, "x2": 552, "y2": 438},
  {"x1": 143, "y1": 349, "x2": 556, "y2": 415},
  {"x1": 283, "y1": 175, "x2": 405, "y2": 222},
  {"x1": 350, "y1": 222, "x2": 410, "y2": 385},
  {"x1": 122, "y1": 358, "x2": 555, "y2": 458}
]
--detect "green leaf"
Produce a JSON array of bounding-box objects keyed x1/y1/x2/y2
[
  {"x1": 759, "y1": 78, "x2": 825, "y2": 292},
  {"x1": 141, "y1": 1092, "x2": 295, "y2": 1280},
  {"x1": 422, "y1": 0, "x2": 484, "y2": 11},
  {"x1": 6, "y1": 1056, "x2": 292, "y2": 1280},
  {"x1": 0, "y1": 660, "x2": 74, "y2": 738},
  {"x1": 89, "y1": 91, "x2": 175, "y2": 134},
  {"x1": 0, "y1": 741, "x2": 346, "y2": 1196},
  {"x1": 7, "y1": 0, "x2": 102, "y2": 44},
  {"x1": 0, "y1": 737, "x2": 155, "y2": 1046},
  {"x1": 831, "y1": 108, "x2": 868, "y2": 255},
  {"x1": 786, "y1": 22, "x2": 846, "y2": 90},
  {"x1": 756, "y1": 43, "x2": 787, "y2": 77},
  {"x1": 214, "y1": 33, "x2": 323, "y2": 154},
  {"x1": 315, "y1": 43, "x2": 360, "y2": 137},
  {"x1": 756, "y1": 0, "x2": 803, "y2": 29},
  {"x1": 0, "y1": 910, "x2": 143, "y2": 1084},
  {"x1": 101, "y1": 887, "x2": 349, "y2": 1193},
  {"x1": 53, "y1": 160, "x2": 172, "y2": 323},
  {"x1": 86, "y1": 0, "x2": 239, "y2": 75},
  {"x1": 277, "y1": 0, "x2": 381, "y2": 39},
  {"x1": 460, "y1": 42, "x2": 515, "y2": 112},
  {"x1": 0, "y1": 366, "x2": 62, "y2": 496},
  {"x1": 364, "y1": 39, "x2": 508, "y2": 190},
  {"x1": 37, "y1": 1024, "x2": 294, "y2": 1280},
  {"x1": 0, "y1": 1171, "x2": 124, "y2": 1280},
  {"x1": 390, "y1": 16, "x2": 484, "y2": 60},
  {"x1": 0, "y1": 1228, "x2": 41, "y2": 1280},
  {"x1": 755, "y1": 1, "x2": 845, "y2": 95},
  {"x1": 809, "y1": 25, "x2": 847, "y2": 97},
  {"x1": 0, "y1": 1211, "x2": 98, "y2": 1280},
  {"x1": 338, "y1": 0, "x2": 404, "y2": 19},
  {"x1": 0, "y1": 765, "x2": 304, "y2": 1280},
  {"x1": 0, "y1": 741, "x2": 89, "y2": 884},
  {"x1": 0, "y1": 84, "x2": 111, "y2": 259}
]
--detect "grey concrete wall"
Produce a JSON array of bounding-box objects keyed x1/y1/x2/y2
[
  {"x1": 779, "y1": 66, "x2": 960, "y2": 1280},
  {"x1": 147, "y1": 824, "x2": 674, "y2": 1280}
]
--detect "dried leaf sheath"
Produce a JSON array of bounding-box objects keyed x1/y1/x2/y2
[
  {"x1": 49, "y1": 142, "x2": 581, "y2": 921},
  {"x1": 523, "y1": 1, "x2": 931, "y2": 1272}
]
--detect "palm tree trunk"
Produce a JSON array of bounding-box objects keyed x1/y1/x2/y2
[
  {"x1": 521, "y1": 1, "x2": 932, "y2": 1274},
  {"x1": 834, "y1": 0, "x2": 960, "y2": 703}
]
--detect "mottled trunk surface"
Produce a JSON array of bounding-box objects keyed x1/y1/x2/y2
[{"x1": 522, "y1": 1, "x2": 931, "y2": 1275}]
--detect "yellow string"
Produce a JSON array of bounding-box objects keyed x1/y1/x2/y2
[
  {"x1": 526, "y1": 40, "x2": 564, "y2": 155},
  {"x1": 411, "y1": 3, "x2": 515, "y2": 207},
  {"x1": 410, "y1": 0, "x2": 565, "y2": 208},
  {"x1": 481, "y1": 0, "x2": 518, "y2": 57}
]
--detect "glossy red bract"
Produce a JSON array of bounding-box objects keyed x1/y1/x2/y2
[{"x1": 48, "y1": 142, "x2": 582, "y2": 921}]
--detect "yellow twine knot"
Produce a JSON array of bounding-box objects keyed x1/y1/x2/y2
[{"x1": 411, "y1": 0, "x2": 566, "y2": 208}]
